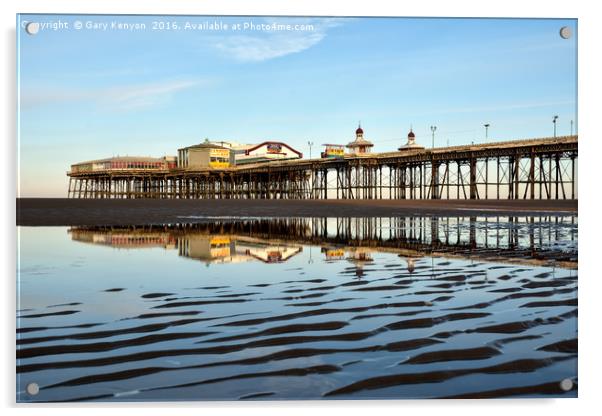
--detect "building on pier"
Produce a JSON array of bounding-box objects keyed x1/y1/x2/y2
[
  {"x1": 236, "y1": 141, "x2": 303, "y2": 165},
  {"x1": 70, "y1": 156, "x2": 176, "y2": 174},
  {"x1": 398, "y1": 128, "x2": 424, "y2": 151},
  {"x1": 177, "y1": 140, "x2": 233, "y2": 169},
  {"x1": 201, "y1": 140, "x2": 303, "y2": 165},
  {"x1": 321, "y1": 144, "x2": 345, "y2": 159},
  {"x1": 346, "y1": 124, "x2": 374, "y2": 155}
]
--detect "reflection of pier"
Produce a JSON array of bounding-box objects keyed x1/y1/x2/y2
[
  {"x1": 69, "y1": 227, "x2": 303, "y2": 266},
  {"x1": 69, "y1": 215, "x2": 577, "y2": 268},
  {"x1": 304, "y1": 216, "x2": 577, "y2": 268}
]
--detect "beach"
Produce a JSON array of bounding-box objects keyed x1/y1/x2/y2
[
  {"x1": 17, "y1": 198, "x2": 578, "y2": 226},
  {"x1": 17, "y1": 223, "x2": 578, "y2": 401}
]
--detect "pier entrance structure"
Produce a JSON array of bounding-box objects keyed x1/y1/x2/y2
[{"x1": 67, "y1": 135, "x2": 578, "y2": 200}]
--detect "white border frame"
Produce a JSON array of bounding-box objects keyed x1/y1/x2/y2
[{"x1": 4, "y1": 1, "x2": 599, "y2": 415}]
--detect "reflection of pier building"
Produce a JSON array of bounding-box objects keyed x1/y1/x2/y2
[
  {"x1": 69, "y1": 227, "x2": 304, "y2": 266},
  {"x1": 177, "y1": 235, "x2": 250, "y2": 264},
  {"x1": 178, "y1": 234, "x2": 303, "y2": 265},
  {"x1": 245, "y1": 245, "x2": 302, "y2": 263},
  {"x1": 322, "y1": 247, "x2": 346, "y2": 260},
  {"x1": 69, "y1": 228, "x2": 176, "y2": 249},
  {"x1": 177, "y1": 234, "x2": 303, "y2": 265},
  {"x1": 68, "y1": 214, "x2": 577, "y2": 269}
]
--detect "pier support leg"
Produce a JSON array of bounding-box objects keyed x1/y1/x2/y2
[
  {"x1": 431, "y1": 161, "x2": 439, "y2": 199},
  {"x1": 469, "y1": 157, "x2": 477, "y2": 199}
]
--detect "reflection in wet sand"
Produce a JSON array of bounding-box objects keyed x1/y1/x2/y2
[
  {"x1": 68, "y1": 215, "x2": 577, "y2": 269},
  {"x1": 16, "y1": 215, "x2": 577, "y2": 401}
]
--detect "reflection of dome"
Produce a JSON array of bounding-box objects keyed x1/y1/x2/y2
[
  {"x1": 346, "y1": 249, "x2": 374, "y2": 279},
  {"x1": 406, "y1": 258, "x2": 416, "y2": 273},
  {"x1": 398, "y1": 251, "x2": 424, "y2": 274},
  {"x1": 347, "y1": 251, "x2": 373, "y2": 263},
  {"x1": 346, "y1": 250, "x2": 373, "y2": 279}
]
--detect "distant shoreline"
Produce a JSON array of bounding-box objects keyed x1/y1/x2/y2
[{"x1": 16, "y1": 198, "x2": 578, "y2": 226}]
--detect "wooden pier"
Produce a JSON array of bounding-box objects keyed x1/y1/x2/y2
[{"x1": 67, "y1": 135, "x2": 578, "y2": 200}]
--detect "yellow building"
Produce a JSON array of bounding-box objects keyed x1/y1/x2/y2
[
  {"x1": 321, "y1": 144, "x2": 345, "y2": 159},
  {"x1": 177, "y1": 140, "x2": 233, "y2": 169}
]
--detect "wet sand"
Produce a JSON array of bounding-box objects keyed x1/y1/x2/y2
[
  {"x1": 17, "y1": 198, "x2": 578, "y2": 226},
  {"x1": 17, "y1": 242, "x2": 578, "y2": 401},
  {"x1": 16, "y1": 224, "x2": 577, "y2": 401}
]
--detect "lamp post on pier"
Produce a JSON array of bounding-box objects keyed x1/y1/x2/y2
[
  {"x1": 308, "y1": 141, "x2": 314, "y2": 159},
  {"x1": 484, "y1": 123, "x2": 490, "y2": 142},
  {"x1": 553, "y1": 115, "x2": 558, "y2": 138},
  {"x1": 430, "y1": 126, "x2": 437, "y2": 149}
]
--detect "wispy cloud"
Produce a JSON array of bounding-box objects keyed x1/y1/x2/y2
[
  {"x1": 20, "y1": 78, "x2": 210, "y2": 111},
  {"x1": 212, "y1": 18, "x2": 345, "y2": 62},
  {"x1": 415, "y1": 99, "x2": 576, "y2": 118},
  {"x1": 103, "y1": 79, "x2": 203, "y2": 110},
  {"x1": 213, "y1": 32, "x2": 325, "y2": 62},
  {"x1": 20, "y1": 88, "x2": 88, "y2": 109}
]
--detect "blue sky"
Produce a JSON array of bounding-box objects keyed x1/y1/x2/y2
[{"x1": 17, "y1": 15, "x2": 577, "y2": 197}]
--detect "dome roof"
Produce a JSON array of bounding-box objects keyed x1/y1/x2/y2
[
  {"x1": 408, "y1": 129, "x2": 415, "y2": 138},
  {"x1": 356, "y1": 126, "x2": 364, "y2": 135}
]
